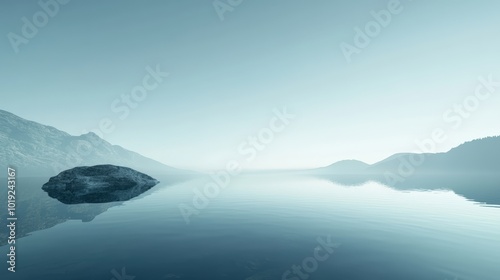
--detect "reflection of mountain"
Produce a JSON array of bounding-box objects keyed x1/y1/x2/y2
[
  {"x1": 0, "y1": 177, "x2": 120, "y2": 246},
  {"x1": 311, "y1": 136, "x2": 500, "y2": 205},
  {"x1": 0, "y1": 176, "x2": 184, "y2": 246},
  {"x1": 0, "y1": 109, "x2": 191, "y2": 177}
]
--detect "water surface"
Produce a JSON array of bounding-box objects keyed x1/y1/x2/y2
[{"x1": 1, "y1": 175, "x2": 499, "y2": 280}]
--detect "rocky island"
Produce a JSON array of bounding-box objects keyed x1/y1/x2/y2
[{"x1": 42, "y1": 165, "x2": 159, "y2": 204}]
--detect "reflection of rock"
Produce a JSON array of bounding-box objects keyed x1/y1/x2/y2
[
  {"x1": 0, "y1": 177, "x2": 122, "y2": 246},
  {"x1": 42, "y1": 165, "x2": 159, "y2": 204},
  {"x1": 0, "y1": 175, "x2": 186, "y2": 246}
]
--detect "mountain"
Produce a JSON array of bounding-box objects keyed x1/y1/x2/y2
[
  {"x1": 0, "y1": 109, "x2": 189, "y2": 177},
  {"x1": 366, "y1": 137, "x2": 500, "y2": 178},
  {"x1": 313, "y1": 136, "x2": 500, "y2": 178},
  {"x1": 312, "y1": 160, "x2": 370, "y2": 175}
]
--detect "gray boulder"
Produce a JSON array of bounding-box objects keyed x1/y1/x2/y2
[{"x1": 42, "y1": 165, "x2": 159, "y2": 204}]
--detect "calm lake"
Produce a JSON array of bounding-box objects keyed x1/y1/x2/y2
[{"x1": 1, "y1": 174, "x2": 499, "y2": 280}]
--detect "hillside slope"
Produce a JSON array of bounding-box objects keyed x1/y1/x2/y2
[{"x1": 0, "y1": 109, "x2": 188, "y2": 177}]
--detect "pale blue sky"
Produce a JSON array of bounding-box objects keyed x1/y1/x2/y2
[{"x1": 1, "y1": 0, "x2": 500, "y2": 171}]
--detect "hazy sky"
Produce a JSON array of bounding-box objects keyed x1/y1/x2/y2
[{"x1": 1, "y1": 0, "x2": 500, "y2": 171}]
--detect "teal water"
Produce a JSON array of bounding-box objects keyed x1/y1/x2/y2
[{"x1": 1, "y1": 175, "x2": 499, "y2": 280}]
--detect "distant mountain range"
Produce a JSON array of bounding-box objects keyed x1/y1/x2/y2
[
  {"x1": 0, "y1": 109, "x2": 190, "y2": 177},
  {"x1": 312, "y1": 136, "x2": 500, "y2": 179}
]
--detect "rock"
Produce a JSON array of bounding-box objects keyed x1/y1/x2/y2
[{"x1": 42, "y1": 165, "x2": 159, "y2": 204}]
